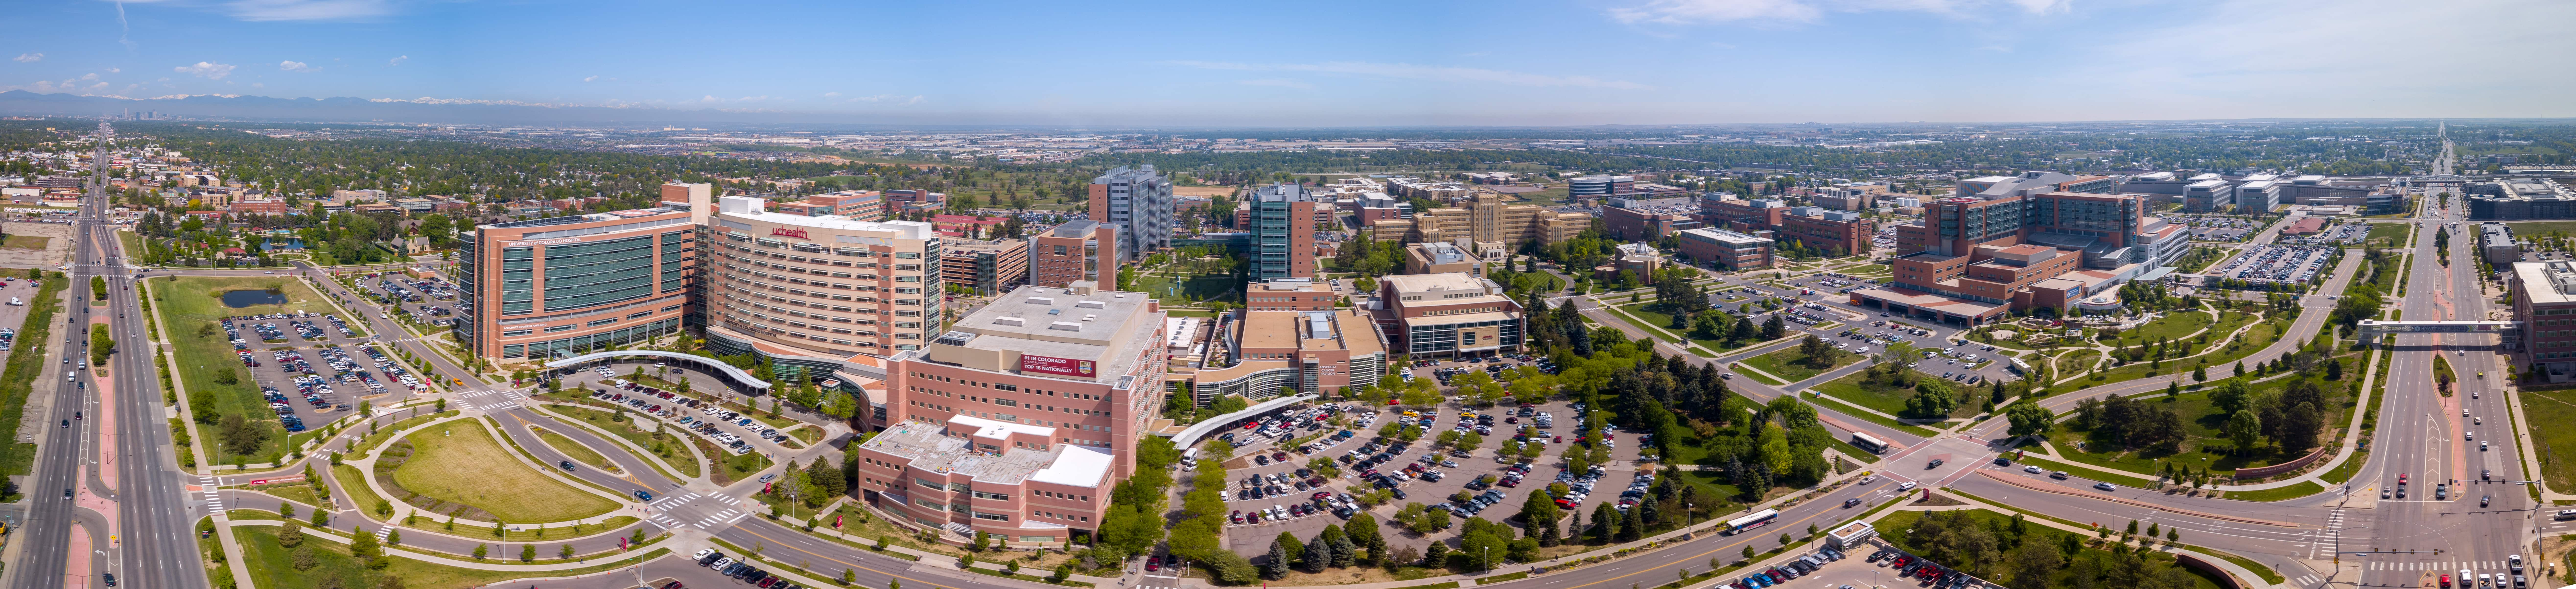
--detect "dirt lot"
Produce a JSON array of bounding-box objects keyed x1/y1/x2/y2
[{"x1": 0, "y1": 222, "x2": 75, "y2": 268}]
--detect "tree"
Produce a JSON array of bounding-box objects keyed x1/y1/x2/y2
[
  {"x1": 1263, "y1": 536, "x2": 1293, "y2": 579},
  {"x1": 2224, "y1": 410, "x2": 2263, "y2": 455},
  {"x1": 2004, "y1": 402, "x2": 2055, "y2": 437},
  {"x1": 472, "y1": 543, "x2": 488, "y2": 561},
  {"x1": 521, "y1": 543, "x2": 537, "y2": 562}
]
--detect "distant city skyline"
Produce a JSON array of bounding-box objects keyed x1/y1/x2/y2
[{"x1": 4, "y1": 0, "x2": 2571, "y2": 126}]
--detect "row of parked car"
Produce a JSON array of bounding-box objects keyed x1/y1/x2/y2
[
  {"x1": 596, "y1": 375, "x2": 787, "y2": 454},
  {"x1": 1730, "y1": 546, "x2": 1853, "y2": 589},
  {"x1": 694, "y1": 548, "x2": 806, "y2": 588}
]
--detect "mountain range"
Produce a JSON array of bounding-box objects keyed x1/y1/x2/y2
[{"x1": 0, "y1": 90, "x2": 894, "y2": 126}]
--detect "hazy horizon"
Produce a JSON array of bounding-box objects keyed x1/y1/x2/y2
[{"x1": 7, "y1": 0, "x2": 2572, "y2": 126}]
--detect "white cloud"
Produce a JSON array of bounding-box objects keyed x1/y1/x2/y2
[
  {"x1": 10, "y1": 53, "x2": 40, "y2": 63},
  {"x1": 173, "y1": 61, "x2": 237, "y2": 79},
  {"x1": 841, "y1": 94, "x2": 925, "y2": 104},
  {"x1": 279, "y1": 60, "x2": 318, "y2": 72},
  {"x1": 582, "y1": 75, "x2": 598, "y2": 82},
  {"x1": 1171, "y1": 60, "x2": 1649, "y2": 90},
  {"x1": 79, "y1": 73, "x2": 100, "y2": 81},
  {"x1": 387, "y1": 55, "x2": 408, "y2": 66},
  {"x1": 823, "y1": 91, "x2": 840, "y2": 97},
  {"x1": 1608, "y1": 0, "x2": 2066, "y2": 25},
  {"x1": 250, "y1": 82, "x2": 263, "y2": 88},
  {"x1": 1238, "y1": 78, "x2": 1313, "y2": 90},
  {"x1": 105, "y1": 67, "x2": 120, "y2": 73},
  {"x1": 2083, "y1": 0, "x2": 2576, "y2": 117},
  {"x1": 120, "y1": 0, "x2": 396, "y2": 22}
]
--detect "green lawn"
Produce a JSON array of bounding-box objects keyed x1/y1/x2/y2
[
  {"x1": 333, "y1": 464, "x2": 390, "y2": 520},
  {"x1": 154, "y1": 275, "x2": 346, "y2": 464},
  {"x1": 389, "y1": 421, "x2": 618, "y2": 523},
  {"x1": 2364, "y1": 223, "x2": 2413, "y2": 248},
  {"x1": 2115, "y1": 312, "x2": 2215, "y2": 346},
  {"x1": 1738, "y1": 346, "x2": 1862, "y2": 384},
  {"x1": 2051, "y1": 377, "x2": 2351, "y2": 477},
  {"x1": 533, "y1": 426, "x2": 621, "y2": 474},
  {"x1": 1611, "y1": 302, "x2": 1756, "y2": 352},
  {"x1": 2078, "y1": 316, "x2": 2285, "y2": 389},
  {"x1": 234, "y1": 526, "x2": 666, "y2": 589},
  {"x1": 2520, "y1": 387, "x2": 2576, "y2": 490},
  {"x1": 1811, "y1": 370, "x2": 1977, "y2": 420},
  {"x1": 537, "y1": 404, "x2": 700, "y2": 480},
  {"x1": 1876, "y1": 509, "x2": 2227, "y2": 589},
  {"x1": 0, "y1": 235, "x2": 48, "y2": 250},
  {"x1": 0, "y1": 277, "x2": 64, "y2": 489},
  {"x1": 2218, "y1": 481, "x2": 2324, "y2": 502}
]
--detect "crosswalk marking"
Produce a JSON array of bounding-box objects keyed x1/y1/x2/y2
[
  {"x1": 200, "y1": 476, "x2": 223, "y2": 511},
  {"x1": 2294, "y1": 574, "x2": 2320, "y2": 586}
]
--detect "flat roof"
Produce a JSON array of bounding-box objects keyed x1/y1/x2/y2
[
  {"x1": 1401, "y1": 310, "x2": 1521, "y2": 326},
  {"x1": 1382, "y1": 273, "x2": 1487, "y2": 293}
]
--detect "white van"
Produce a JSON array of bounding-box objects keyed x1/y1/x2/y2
[{"x1": 5, "y1": 298, "x2": 18, "y2": 306}]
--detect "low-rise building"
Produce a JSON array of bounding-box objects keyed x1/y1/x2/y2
[
  {"x1": 1403, "y1": 240, "x2": 1489, "y2": 278},
  {"x1": 2483, "y1": 223, "x2": 2521, "y2": 264},
  {"x1": 932, "y1": 214, "x2": 1010, "y2": 239},
  {"x1": 861, "y1": 281, "x2": 1168, "y2": 545},
  {"x1": 777, "y1": 191, "x2": 885, "y2": 221},
  {"x1": 1675, "y1": 228, "x2": 1775, "y2": 271},
  {"x1": 1187, "y1": 306, "x2": 1387, "y2": 403},
  {"x1": 1372, "y1": 192, "x2": 1587, "y2": 246},
  {"x1": 1029, "y1": 220, "x2": 1117, "y2": 289},
  {"x1": 1245, "y1": 277, "x2": 1338, "y2": 312},
  {"x1": 1602, "y1": 195, "x2": 1703, "y2": 241},
  {"x1": 941, "y1": 238, "x2": 1030, "y2": 296},
  {"x1": 1372, "y1": 273, "x2": 1522, "y2": 358}
]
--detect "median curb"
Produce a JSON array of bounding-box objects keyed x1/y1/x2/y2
[{"x1": 1977, "y1": 471, "x2": 2297, "y2": 528}]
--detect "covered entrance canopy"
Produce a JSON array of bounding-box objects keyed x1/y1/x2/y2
[{"x1": 542, "y1": 349, "x2": 774, "y2": 395}]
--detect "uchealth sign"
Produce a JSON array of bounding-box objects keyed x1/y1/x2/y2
[{"x1": 1020, "y1": 354, "x2": 1096, "y2": 377}]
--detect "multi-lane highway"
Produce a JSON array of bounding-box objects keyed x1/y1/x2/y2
[{"x1": 1, "y1": 119, "x2": 2542, "y2": 589}]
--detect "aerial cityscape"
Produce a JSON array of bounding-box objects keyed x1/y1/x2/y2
[{"x1": 3, "y1": 2, "x2": 2576, "y2": 589}]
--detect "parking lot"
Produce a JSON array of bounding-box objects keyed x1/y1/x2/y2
[
  {"x1": 1721, "y1": 541, "x2": 1999, "y2": 589},
  {"x1": 1718, "y1": 274, "x2": 2020, "y2": 386},
  {"x1": 1211, "y1": 397, "x2": 1651, "y2": 556},
  {"x1": 2168, "y1": 215, "x2": 2266, "y2": 242},
  {"x1": 559, "y1": 361, "x2": 813, "y2": 457},
  {"x1": 353, "y1": 270, "x2": 465, "y2": 330},
  {"x1": 2210, "y1": 244, "x2": 2335, "y2": 286},
  {"x1": 223, "y1": 311, "x2": 422, "y2": 432}
]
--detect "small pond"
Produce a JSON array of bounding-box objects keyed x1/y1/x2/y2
[{"x1": 221, "y1": 289, "x2": 287, "y2": 308}]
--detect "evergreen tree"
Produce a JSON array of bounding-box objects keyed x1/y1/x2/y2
[
  {"x1": 1263, "y1": 538, "x2": 1292, "y2": 579},
  {"x1": 1303, "y1": 533, "x2": 1334, "y2": 572},
  {"x1": 1589, "y1": 503, "x2": 1617, "y2": 543},
  {"x1": 1618, "y1": 502, "x2": 1646, "y2": 541}
]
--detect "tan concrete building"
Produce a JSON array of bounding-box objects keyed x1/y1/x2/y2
[
  {"x1": 1184, "y1": 306, "x2": 1386, "y2": 404},
  {"x1": 1372, "y1": 192, "x2": 1589, "y2": 246},
  {"x1": 941, "y1": 238, "x2": 1030, "y2": 295},
  {"x1": 1244, "y1": 277, "x2": 1338, "y2": 312},
  {"x1": 1371, "y1": 273, "x2": 1523, "y2": 358},
  {"x1": 702, "y1": 195, "x2": 947, "y2": 360}
]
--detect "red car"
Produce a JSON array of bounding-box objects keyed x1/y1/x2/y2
[
  {"x1": 1146, "y1": 560, "x2": 1161, "y2": 572},
  {"x1": 2399, "y1": 473, "x2": 2409, "y2": 485}
]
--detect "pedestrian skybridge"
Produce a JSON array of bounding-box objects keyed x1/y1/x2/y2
[
  {"x1": 2355, "y1": 320, "x2": 2517, "y2": 334},
  {"x1": 2354, "y1": 320, "x2": 2520, "y2": 349}
]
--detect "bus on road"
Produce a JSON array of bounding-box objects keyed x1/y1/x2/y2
[
  {"x1": 1850, "y1": 433, "x2": 1888, "y2": 454},
  {"x1": 1722, "y1": 509, "x2": 1780, "y2": 535}
]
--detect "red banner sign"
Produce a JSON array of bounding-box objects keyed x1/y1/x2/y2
[
  {"x1": 771, "y1": 228, "x2": 809, "y2": 239},
  {"x1": 1020, "y1": 354, "x2": 1096, "y2": 377},
  {"x1": 249, "y1": 479, "x2": 268, "y2": 485}
]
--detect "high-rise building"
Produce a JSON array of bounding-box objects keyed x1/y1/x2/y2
[
  {"x1": 1030, "y1": 220, "x2": 1118, "y2": 289},
  {"x1": 459, "y1": 203, "x2": 701, "y2": 361},
  {"x1": 857, "y1": 281, "x2": 1169, "y2": 545},
  {"x1": 700, "y1": 196, "x2": 946, "y2": 360},
  {"x1": 1087, "y1": 165, "x2": 1172, "y2": 262},
  {"x1": 1245, "y1": 183, "x2": 1320, "y2": 280}
]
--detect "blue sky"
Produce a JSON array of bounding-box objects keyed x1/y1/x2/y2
[{"x1": 4, "y1": 0, "x2": 2572, "y2": 126}]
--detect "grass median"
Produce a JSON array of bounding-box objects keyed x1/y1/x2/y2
[{"x1": 387, "y1": 420, "x2": 618, "y2": 523}]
